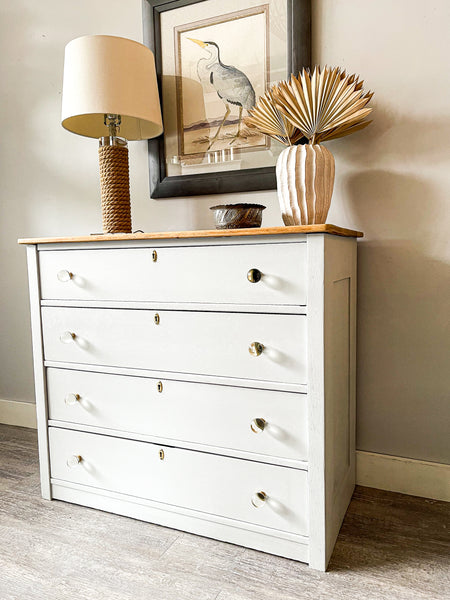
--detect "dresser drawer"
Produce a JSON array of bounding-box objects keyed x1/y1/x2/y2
[
  {"x1": 49, "y1": 427, "x2": 308, "y2": 535},
  {"x1": 42, "y1": 307, "x2": 307, "y2": 384},
  {"x1": 47, "y1": 368, "x2": 308, "y2": 462},
  {"x1": 39, "y1": 243, "x2": 307, "y2": 305}
]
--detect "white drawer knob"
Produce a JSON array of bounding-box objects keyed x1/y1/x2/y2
[
  {"x1": 247, "y1": 268, "x2": 262, "y2": 283},
  {"x1": 249, "y1": 342, "x2": 264, "y2": 357},
  {"x1": 60, "y1": 331, "x2": 76, "y2": 344},
  {"x1": 67, "y1": 455, "x2": 82, "y2": 468},
  {"x1": 65, "y1": 393, "x2": 80, "y2": 406},
  {"x1": 57, "y1": 270, "x2": 73, "y2": 282},
  {"x1": 251, "y1": 491, "x2": 267, "y2": 508},
  {"x1": 250, "y1": 418, "x2": 267, "y2": 433}
]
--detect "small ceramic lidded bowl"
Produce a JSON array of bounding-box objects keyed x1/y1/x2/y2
[{"x1": 210, "y1": 203, "x2": 266, "y2": 230}]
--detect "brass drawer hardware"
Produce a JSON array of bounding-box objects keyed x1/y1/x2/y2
[
  {"x1": 154, "y1": 313, "x2": 160, "y2": 325},
  {"x1": 152, "y1": 250, "x2": 158, "y2": 262},
  {"x1": 249, "y1": 341, "x2": 264, "y2": 357},
  {"x1": 57, "y1": 270, "x2": 73, "y2": 282},
  {"x1": 157, "y1": 381, "x2": 163, "y2": 393},
  {"x1": 65, "y1": 393, "x2": 81, "y2": 406},
  {"x1": 159, "y1": 449, "x2": 165, "y2": 460},
  {"x1": 251, "y1": 491, "x2": 267, "y2": 508},
  {"x1": 250, "y1": 418, "x2": 267, "y2": 433},
  {"x1": 67, "y1": 455, "x2": 82, "y2": 468},
  {"x1": 247, "y1": 268, "x2": 262, "y2": 283},
  {"x1": 60, "y1": 331, "x2": 77, "y2": 344}
]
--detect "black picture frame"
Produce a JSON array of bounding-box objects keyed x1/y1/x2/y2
[{"x1": 143, "y1": 0, "x2": 311, "y2": 199}]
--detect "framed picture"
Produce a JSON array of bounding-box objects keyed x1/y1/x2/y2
[{"x1": 143, "y1": 0, "x2": 311, "y2": 198}]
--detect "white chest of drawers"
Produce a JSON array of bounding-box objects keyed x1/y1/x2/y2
[{"x1": 20, "y1": 224, "x2": 361, "y2": 571}]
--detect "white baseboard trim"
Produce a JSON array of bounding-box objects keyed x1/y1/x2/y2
[
  {"x1": 0, "y1": 399, "x2": 37, "y2": 429},
  {"x1": 356, "y1": 450, "x2": 450, "y2": 502}
]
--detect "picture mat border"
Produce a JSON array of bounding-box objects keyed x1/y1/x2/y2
[{"x1": 174, "y1": 4, "x2": 270, "y2": 159}]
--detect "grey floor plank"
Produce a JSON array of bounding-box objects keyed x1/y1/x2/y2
[{"x1": 0, "y1": 424, "x2": 448, "y2": 600}]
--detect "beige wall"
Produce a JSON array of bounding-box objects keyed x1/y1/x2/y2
[{"x1": 0, "y1": 1, "x2": 448, "y2": 464}]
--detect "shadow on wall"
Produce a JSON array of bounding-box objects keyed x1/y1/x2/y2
[
  {"x1": 344, "y1": 169, "x2": 450, "y2": 464},
  {"x1": 335, "y1": 103, "x2": 450, "y2": 168}
]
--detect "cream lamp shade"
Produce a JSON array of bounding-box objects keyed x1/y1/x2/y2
[
  {"x1": 61, "y1": 35, "x2": 163, "y2": 234},
  {"x1": 61, "y1": 35, "x2": 163, "y2": 140}
]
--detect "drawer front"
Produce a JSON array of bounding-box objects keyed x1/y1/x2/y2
[
  {"x1": 47, "y1": 368, "x2": 308, "y2": 462},
  {"x1": 39, "y1": 243, "x2": 307, "y2": 305},
  {"x1": 49, "y1": 427, "x2": 308, "y2": 535},
  {"x1": 42, "y1": 308, "x2": 307, "y2": 384}
]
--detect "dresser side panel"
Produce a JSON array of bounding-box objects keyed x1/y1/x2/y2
[
  {"x1": 323, "y1": 235, "x2": 357, "y2": 566},
  {"x1": 26, "y1": 245, "x2": 51, "y2": 499},
  {"x1": 306, "y1": 234, "x2": 326, "y2": 570}
]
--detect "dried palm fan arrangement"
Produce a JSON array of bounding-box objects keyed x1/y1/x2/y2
[
  {"x1": 244, "y1": 89, "x2": 305, "y2": 146},
  {"x1": 245, "y1": 66, "x2": 373, "y2": 225},
  {"x1": 245, "y1": 66, "x2": 373, "y2": 145}
]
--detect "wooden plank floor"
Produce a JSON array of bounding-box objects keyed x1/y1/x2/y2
[{"x1": 0, "y1": 424, "x2": 448, "y2": 600}]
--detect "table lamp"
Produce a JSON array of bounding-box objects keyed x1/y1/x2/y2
[{"x1": 61, "y1": 35, "x2": 163, "y2": 234}]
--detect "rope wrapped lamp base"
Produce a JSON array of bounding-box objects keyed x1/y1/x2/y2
[{"x1": 98, "y1": 143, "x2": 132, "y2": 233}]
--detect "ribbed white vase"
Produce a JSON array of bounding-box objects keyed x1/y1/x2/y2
[{"x1": 276, "y1": 144, "x2": 335, "y2": 225}]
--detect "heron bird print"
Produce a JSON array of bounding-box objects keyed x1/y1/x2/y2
[{"x1": 189, "y1": 38, "x2": 256, "y2": 149}]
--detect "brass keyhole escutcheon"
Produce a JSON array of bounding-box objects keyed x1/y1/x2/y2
[
  {"x1": 154, "y1": 313, "x2": 160, "y2": 325},
  {"x1": 157, "y1": 381, "x2": 163, "y2": 393},
  {"x1": 152, "y1": 250, "x2": 157, "y2": 262},
  {"x1": 159, "y1": 449, "x2": 165, "y2": 460}
]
